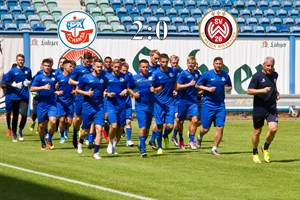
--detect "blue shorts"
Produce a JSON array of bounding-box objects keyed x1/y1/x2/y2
[
  {"x1": 103, "y1": 98, "x2": 108, "y2": 113},
  {"x1": 136, "y1": 107, "x2": 154, "y2": 128},
  {"x1": 154, "y1": 103, "x2": 175, "y2": 125},
  {"x1": 201, "y1": 104, "x2": 226, "y2": 129},
  {"x1": 74, "y1": 96, "x2": 83, "y2": 116},
  {"x1": 177, "y1": 102, "x2": 198, "y2": 120},
  {"x1": 198, "y1": 100, "x2": 202, "y2": 121},
  {"x1": 57, "y1": 102, "x2": 74, "y2": 118},
  {"x1": 174, "y1": 101, "x2": 179, "y2": 113},
  {"x1": 126, "y1": 105, "x2": 132, "y2": 120},
  {"x1": 37, "y1": 102, "x2": 57, "y2": 123},
  {"x1": 5, "y1": 96, "x2": 12, "y2": 112},
  {"x1": 81, "y1": 104, "x2": 105, "y2": 129},
  {"x1": 107, "y1": 106, "x2": 126, "y2": 127}
]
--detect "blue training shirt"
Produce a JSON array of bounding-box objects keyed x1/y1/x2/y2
[
  {"x1": 1, "y1": 73, "x2": 13, "y2": 99},
  {"x1": 70, "y1": 64, "x2": 93, "y2": 99},
  {"x1": 56, "y1": 74, "x2": 75, "y2": 106}
]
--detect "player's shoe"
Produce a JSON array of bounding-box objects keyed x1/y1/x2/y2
[
  {"x1": 126, "y1": 140, "x2": 134, "y2": 147},
  {"x1": 12, "y1": 134, "x2": 17, "y2": 142},
  {"x1": 92, "y1": 153, "x2": 102, "y2": 160},
  {"x1": 113, "y1": 146, "x2": 118, "y2": 155},
  {"x1": 157, "y1": 148, "x2": 163, "y2": 154},
  {"x1": 107, "y1": 143, "x2": 113, "y2": 154},
  {"x1": 179, "y1": 140, "x2": 185, "y2": 149},
  {"x1": 252, "y1": 154, "x2": 261, "y2": 163},
  {"x1": 47, "y1": 141, "x2": 54, "y2": 150},
  {"x1": 60, "y1": 137, "x2": 66, "y2": 144},
  {"x1": 163, "y1": 137, "x2": 170, "y2": 149},
  {"x1": 261, "y1": 147, "x2": 270, "y2": 163},
  {"x1": 196, "y1": 135, "x2": 202, "y2": 149},
  {"x1": 41, "y1": 144, "x2": 46, "y2": 150},
  {"x1": 29, "y1": 123, "x2": 35, "y2": 132},
  {"x1": 77, "y1": 142, "x2": 83, "y2": 154},
  {"x1": 211, "y1": 148, "x2": 220, "y2": 156},
  {"x1": 171, "y1": 136, "x2": 179, "y2": 147},
  {"x1": 148, "y1": 141, "x2": 158, "y2": 150},
  {"x1": 88, "y1": 142, "x2": 94, "y2": 149},
  {"x1": 6, "y1": 129, "x2": 11, "y2": 137},
  {"x1": 188, "y1": 142, "x2": 197, "y2": 150},
  {"x1": 18, "y1": 135, "x2": 24, "y2": 142},
  {"x1": 137, "y1": 145, "x2": 147, "y2": 158}
]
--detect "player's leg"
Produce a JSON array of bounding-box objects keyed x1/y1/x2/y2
[
  {"x1": 78, "y1": 107, "x2": 95, "y2": 154},
  {"x1": 57, "y1": 102, "x2": 67, "y2": 143},
  {"x1": 186, "y1": 104, "x2": 198, "y2": 149},
  {"x1": 162, "y1": 105, "x2": 175, "y2": 149},
  {"x1": 154, "y1": 103, "x2": 165, "y2": 153},
  {"x1": 197, "y1": 104, "x2": 213, "y2": 148},
  {"x1": 92, "y1": 106, "x2": 105, "y2": 159},
  {"x1": 30, "y1": 99, "x2": 38, "y2": 133},
  {"x1": 37, "y1": 103, "x2": 49, "y2": 150},
  {"x1": 11, "y1": 100, "x2": 21, "y2": 142},
  {"x1": 211, "y1": 106, "x2": 226, "y2": 155},
  {"x1": 136, "y1": 109, "x2": 149, "y2": 157},
  {"x1": 5, "y1": 95, "x2": 12, "y2": 136},
  {"x1": 107, "y1": 109, "x2": 117, "y2": 154},
  {"x1": 72, "y1": 97, "x2": 83, "y2": 148},
  {"x1": 171, "y1": 102, "x2": 179, "y2": 146},
  {"x1": 17, "y1": 99, "x2": 28, "y2": 141}
]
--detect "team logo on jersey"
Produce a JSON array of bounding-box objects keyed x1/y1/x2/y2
[
  {"x1": 51, "y1": 77, "x2": 55, "y2": 81},
  {"x1": 262, "y1": 78, "x2": 265, "y2": 83},
  {"x1": 58, "y1": 10, "x2": 97, "y2": 50},
  {"x1": 120, "y1": 78, "x2": 124, "y2": 82},
  {"x1": 169, "y1": 73, "x2": 173, "y2": 77},
  {"x1": 100, "y1": 79, "x2": 104, "y2": 83},
  {"x1": 25, "y1": 71, "x2": 28, "y2": 74},
  {"x1": 148, "y1": 76, "x2": 153, "y2": 81},
  {"x1": 222, "y1": 77, "x2": 225, "y2": 81},
  {"x1": 195, "y1": 74, "x2": 198, "y2": 78},
  {"x1": 199, "y1": 10, "x2": 238, "y2": 50}
]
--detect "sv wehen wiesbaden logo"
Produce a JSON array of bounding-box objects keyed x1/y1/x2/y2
[
  {"x1": 199, "y1": 10, "x2": 238, "y2": 50},
  {"x1": 58, "y1": 10, "x2": 97, "y2": 50}
]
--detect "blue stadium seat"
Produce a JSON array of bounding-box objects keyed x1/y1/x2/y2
[
  {"x1": 1, "y1": 14, "x2": 13, "y2": 26},
  {"x1": 28, "y1": 15, "x2": 41, "y2": 27},
  {"x1": 276, "y1": 9, "x2": 288, "y2": 20},
  {"x1": 126, "y1": 24, "x2": 138, "y2": 32},
  {"x1": 6, "y1": 0, "x2": 18, "y2": 8},
  {"x1": 116, "y1": 7, "x2": 127, "y2": 18},
  {"x1": 269, "y1": 0, "x2": 280, "y2": 12},
  {"x1": 295, "y1": 18, "x2": 300, "y2": 25},
  {"x1": 19, "y1": 23, "x2": 31, "y2": 31},
  {"x1": 185, "y1": 0, "x2": 196, "y2": 11},
  {"x1": 123, "y1": 0, "x2": 134, "y2": 10},
  {"x1": 209, "y1": 0, "x2": 221, "y2": 10},
  {"x1": 5, "y1": 23, "x2": 17, "y2": 31},
  {"x1": 0, "y1": 5, "x2": 8, "y2": 16},
  {"x1": 184, "y1": 17, "x2": 196, "y2": 27},
  {"x1": 228, "y1": 8, "x2": 239, "y2": 18},
  {"x1": 167, "y1": 25, "x2": 177, "y2": 33},
  {"x1": 196, "y1": 0, "x2": 208, "y2": 10},
  {"x1": 240, "y1": 25, "x2": 252, "y2": 33},
  {"x1": 159, "y1": 16, "x2": 170, "y2": 25},
  {"x1": 160, "y1": 0, "x2": 171, "y2": 10},
  {"x1": 134, "y1": 16, "x2": 145, "y2": 23},
  {"x1": 191, "y1": 8, "x2": 202, "y2": 19},
  {"x1": 147, "y1": 16, "x2": 158, "y2": 26},
  {"x1": 14, "y1": 14, "x2": 27, "y2": 27},
  {"x1": 293, "y1": 0, "x2": 300, "y2": 13},
  {"x1": 148, "y1": 0, "x2": 159, "y2": 10},
  {"x1": 178, "y1": 8, "x2": 190, "y2": 19},
  {"x1": 90, "y1": 7, "x2": 102, "y2": 18},
  {"x1": 257, "y1": 1, "x2": 268, "y2": 12},
  {"x1": 0, "y1": 23, "x2": 3, "y2": 30},
  {"x1": 32, "y1": 23, "x2": 45, "y2": 31},
  {"x1": 252, "y1": 9, "x2": 263, "y2": 20},
  {"x1": 246, "y1": 17, "x2": 258, "y2": 28},
  {"x1": 222, "y1": 0, "x2": 233, "y2": 10},
  {"x1": 141, "y1": 8, "x2": 152, "y2": 19},
  {"x1": 245, "y1": 1, "x2": 256, "y2": 12},
  {"x1": 202, "y1": 8, "x2": 212, "y2": 15},
  {"x1": 190, "y1": 25, "x2": 198, "y2": 33},
  {"x1": 153, "y1": 8, "x2": 165, "y2": 18},
  {"x1": 282, "y1": 17, "x2": 294, "y2": 28},
  {"x1": 177, "y1": 25, "x2": 189, "y2": 33},
  {"x1": 129, "y1": 8, "x2": 140, "y2": 18},
  {"x1": 289, "y1": 26, "x2": 300, "y2": 33},
  {"x1": 278, "y1": 25, "x2": 289, "y2": 33},
  {"x1": 23, "y1": 6, "x2": 35, "y2": 18},
  {"x1": 142, "y1": 24, "x2": 151, "y2": 32},
  {"x1": 172, "y1": 0, "x2": 184, "y2": 10},
  {"x1": 258, "y1": 17, "x2": 270, "y2": 29},
  {"x1": 236, "y1": 17, "x2": 246, "y2": 27},
  {"x1": 94, "y1": 16, "x2": 107, "y2": 26},
  {"x1": 264, "y1": 9, "x2": 276, "y2": 20},
  {"x1": 281, "y1": 0, "x2": 292, "y2": 12},
  {"x1": 136, "y1": 0, "x2": 147, "y2": 11},
  {"x1": 266, "y1": 25, "x2": 278, "y2": 33},
  {"x1": 270, "y1": 17, "x2": 282, "y2": 29},
  {"x1": 10, "y1": 6, "x2": 22, "y2": 17},
  {"x1": 233, "y1": 0, "x2": 245, "y2": 12},
  {"x1": 32, "y1": 0, "x2": 44, "y2": 10},
  {"x1": 0, "y1": 0, "x2": 4, "y2": 6},
  {"x1": 172, "y1": 16, "x2": 183, "y2": 27},
  {"x1": 196, "y1": 17, "x2": 202, "y2": 24},
  {"x1": 253, "y1": 25, "x2": 265, "y2": 33},
  {"x1": 288, "y1": 9, "x2": 299, "y2": 20},
  {"x1": 240, "y1": 9, "x2": 251, "y2": 19},
  {"x1": 166, "y1": 8, "x2": 177, "y2": 19},
  {"x1": 111, "y1": 0, "x2": 121, "y2": 10}
]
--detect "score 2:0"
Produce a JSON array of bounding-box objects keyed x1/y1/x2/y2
[{"x1": 131, "y1": 20, "x2": 168, "y2": 40}]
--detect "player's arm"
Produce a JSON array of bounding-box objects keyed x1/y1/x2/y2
[
  {"x1": 247, "y1": 87, "x2": 271, "y2": 95},
  {"x1": 177, "y1": 79, "x2": 196, "y2": 90},
  {"x1": 197, "y1": 85, "x2": 216, "y2": 93},
  {"x1": 76, "y1": 86, "x2": 93, "y2": 97},
  {"x1": 30, "y1": 84, "x2": 50, "y2": 92},
  {"x1": 127, "y1": 88, "x2": 140, "y2": 99},
  {"x1": 68, "y1": 78, "x2": 78, "y2": 86}
]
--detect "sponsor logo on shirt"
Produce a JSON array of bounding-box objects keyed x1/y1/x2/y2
[
  {"x1": 222, "y1": 77, "x2": 225, "y2": 81},
  {"x1": 262, "y1": 78, "x2": 265, "y2": 83},
  {"x1": 169, "y1": 73, "x2": 173, "y2": 77}
]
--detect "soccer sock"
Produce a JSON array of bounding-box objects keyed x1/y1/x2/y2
[
  {"x1": 79, "y1": 137, "x2": 84, "y2": 144},
  {"x1": 113, "y1": 140, "x2": 118, "y2": 147},
  {"x1": 212, "y1": 146, "x2": 218, "y2": 151},
  {"x1": 173, "y1": 129, "x2": 178, "y2": 137},
  {"x1": 88, "y1": 133, "x2": 94, "y2": 144},
  {"x1": 73, "y1": 129, "x2": 78, "y2": 139},
  {"x1": 253, "y1": 148, "x2": 258, "y2": 155},
  {"x1": 150, "y1": 131, "x2": 156, "y2": 142},
  {"x1": 156, "y1": 130, "x2": 162, "y2": 149},
  {"x1": 163, "y1": 128, "x2": 172, "y2": 138},
  {"x1": 60, "y1": 130, "x2": 64, "y2": 138},
  {"x1": 139, "y1": 136, "x2": 146, "y2": 152},
  {"x1": 45, "y1": 129, "x2": 49, "y2": 135},
  {"x1": 40, "y1": 137, "x2": 46, "y2": 145},
  {"x1": 48, "y1": 134, "x2": 53, "y2": 142},
  {"x1": 179, "y1": 133, "x2": 183, "y2": 141},
  {"x1": 6, "y1": 113, "x2": 11, "y2": 129},
  {"x1": 189, "y1": 134, "x2": 195, "y2": 143},
  {"x1": 126, "y1": 128, "x2": 132, "y2": 140},
  {"x1": 18, "y1": 129, "x2": 23, "y2": 136},
  {"x1": 263, "y1": 141, "x2": 270, "y2": 150},
  {"x1": 94, "y1": 144, "x2": 100, "y2": 154}
]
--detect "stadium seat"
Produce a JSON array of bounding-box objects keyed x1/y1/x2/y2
[
  {"x1": 148, "y1": 0, "x2": 159, "y2": 10},
  {"x1": 45, "y1": 0, "x2": 58, "y2": 9},
  {"x1": 167, "y1": 25, "x2": 177, "y2": 33},
  {"x1": 5, "y1": 23, "x2": 17, "y2": 31},
  {"x1": 53, "y1": 14, "x2": 62, "y2": 23},
  {"x1": 95, "y1": 15, "x2": 107, "y2": 26},
  {"x1": 295, "y1": 18, "x2": 300, "y2": 25},
  {"x1": 107, "y1": 16, "x2": 120, "y2": 25},
  {"x1": 246, "y1": 17, "x2": 258, "y2": 28},
  {"x1": 202, "y1": 8, "x2": 212, "y2": 15},
  {"x1": 228, "y1": 8, "x2": 239, "y2": 18},
  {"x1": 209, "y1": 0, "x2": 221, "y2": 10},
  {"x1": 178, "y1": 8, "x2": 190, "y2": 19},
  {"x1": 153, "y1": 8, "x2": 165, "y2": 19},
  {"x1": 41, "y1": 14, "x2": 54, "y2": 25},
  {"x1": 97, "y1": 0, "x2": 110, "y2": 9},
  {"x1": 160, "y1": 0, "x2": 172, "y2": 11},
  {"x1": 278, "y1": 25, "x2": 289, "y2": 33},
  {"x1": 252, "y1": 25, "x2": 265, "y2": 33},
  {"x1": 10, "y1": 6, "x2": 22, "y2": 17},
  {"x1": 142, "y1": 24, "x2": 151, "y2": 32},
  {"x1": 37, "y1": 7, "x2": 49, "y2": 17},
  {"x1": 265, "y1": 25, "x2": 278, "y2": 33},
  {"x1": 196, "y1": 17, "x2": 202, "y2": 24},
  {"x1": 99, "y1": 24, "x2": 112, "y2": 31},
  {"x1": 222, "y1": 0, "x2": 233, "y2": 10},
  {"x1": 111, "y1": 0, "x2": 121, "y2": 10},
  {"x1": 102, "y1": 7, "x2": 114, "y2": 18},
  {"x1": 184, "y1": 17, "x2": 196, "y2": 27},
  {"x1": 0, "y1": 23, "x2": 3, "y2": 30},
  {"x1": 129, "y1": 8, "x2": 140, "y2": 18},
  {"x1": 240, "y1": 9, "x2": 251, "y2": 19},
  {"x1": 288, "y1": 9, "x2": 299, "y2": 20},
  {"x1": 45, "y1": 23, "x2": 58, "y2": 31},
  {"x1": 1, "y1": 14, "x2": 13, "y2": 26},
  {"x1": 177, "y1": 25, "x2": 189, "y2": 33},
  {"x1": 121, "y1": 16, "x2": 132, "y2": 27},
  {"x1": 191, "y1": 8, "x2": 202, "y2": 19},
  {"x1": 147, "y1": 16, "x2": 158, "y2": 27},
  {"x1": 185, "y1": 0, "x2": 196, "y2": 11},
  {"x1": 0, "y1": 0, "x2": 4, "y2": 6},
  {"x1": 112, "y1": 24, "x2": 125, "y2": 32},
  {"x1": 141, "y1": 8, "x2": 152, "y2": 19},
  {"x1": 257, "y1": 0, "x2": 268, "y2": 12},
  {"x1": 264, "y1": 9, "x2": 276, "y2": 20},
  {"x1": 14, "y1": 14, "x2": 27, "y2": 27},
  {"x1": 32, "y1": 23, "x2": 45, "y2": 31},
  {"x1": 252, "y1": 9, "x2": 263, "y2": 20},
  {"x1": 269, "y1": 0, "x2": 280, "y2": 12},
  {"x1": 289, "y1": 26, "x2": 300, "y2": 33},
  {"x1": 6, "y1": 0, "x2": 18, "y2": 8},
  {"x1": 159, "y1": 16, "x2": 170, "y2": 25},
  {"x1": 282, "y1": 17, "x2": 294, "y2": 28},
  {"x1": 270, "y1": 17, "x2": 282, "y2": 29},
  {"x1": 293, "y1": 0, "x2": 300, "y2": 13},
  {"x1": 0, "y1": 5, "x2": 8, "y2": 16},
  {"x1": 258, "y1": 17, "x2": 270, "y2": 29},
  {"x1": 276, "y1": 9, "x2": 288, "y2": 20},
  {"x1": 24, "y1": 6, "x2": 35, "y2": 18},
  {"x1": 236, "y1": 17, "x2": 246, "y2": 27},
  {"x1": 172, "y1": 17, "x2": 183, "y2": 27},
  {"x1": 233, "y1": 0, "x2": 245, "y2": 12},
  {"x1": 19, "y1": 0, "x2": 31, "y2": 9},
  {"x1": 90, "y1": 7, "x2": 102, "y2": 18},
  {"x1": 116, "y1": 7, "x2": 127, "y2": 18},
  {"x1": 19, "y1": 23, "x2": 31, "y2": 31},
  {"x1": 85, "y1": 0, "x2": 97, "y2": 12},
  {"x1": 134, "y1": 16, "x2": 145, "y2": 23},
  {"x1": 32, "y1": 0, "x2": 44, "y2": 10},
  {"x1": 281, "y1": 0, "x2": 292, "y2": 12},
  {"x1": 196, "y1": 0, "x2": 208, "y2": 11},
  {"x1": 240, "y1": 25, "x2": 252, "y2": 33},
  {"x1": 123, "y1": 0, "x2": 134, "y2": 10},
  {"x1": 173, "y1": 0, "x2": 184, "y2": 10},
  {"x1": 136, "y1": 0, "x2": 147, "y2": 11},
  {"x1": 245, "y1": 1, "x2": 256, "y2": 12},
  {"x1": 126, "y1": 24, "x2": 138, "y2": 32},
  {"x1": 166, "y1": 8, "x2": 177, "y2": 20},
  {"x1": 28, "y1": 15, "x2": 41, "y2": 27},
  {"x1": 190, "y1": 25, "x2": 198, "y2": 33}
]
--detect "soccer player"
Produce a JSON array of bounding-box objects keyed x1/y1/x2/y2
[
  {"x1": 247, "y1": 56, "x2": 279, "y2": 163},
  {"x1": 152, "y1": 53, "x2": 177, "y2": 154},
  {"x1": 196, "y1": 57, "x2": 232, "y2": 156},
  {"x1": 120, "y1": 62, "x2": 134, "y2": 147},
  {"x1": 177, "y1": 56, "x2": 201, "y2": 149},
  {"x1": 128, "y1": 59, "x2": 162, "y2": 157},
  {"x1": 105, "y1": 59, "x2": 129, "y2": 154},
  {"x1": 56, "y1": 60, "x2": 75, "y2": 143},
  {"x1": 76, "y1": 58, "x2": 107, "y2": 159},
  {"x1": 69, "y1": 52, "x2": 93, "y2": 148},
  {"x1": 30, "y1": 58, "x2": 57, "y2": 150},
  {"x1": 103, "y1": 56, "x2": 112, "y2": 73},
  {"x1": 5, "y1": 54, "x2": 32, "y2": 142},
  {"x1": 55, "y1": 57, "x2": 67, "y2": 76}
]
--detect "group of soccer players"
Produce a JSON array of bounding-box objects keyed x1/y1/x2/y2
[{"x1": 1, "y1": 52, "x2": 279, "y2": 163}]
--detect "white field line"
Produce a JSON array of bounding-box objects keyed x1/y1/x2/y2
[{"x1": 0, "y1": 162, "x2": 154, "y2": 200}]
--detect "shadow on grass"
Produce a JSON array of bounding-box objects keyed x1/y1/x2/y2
[
  {"x1": 0, "y1": 174, "x2": 93, "y2": 200},
  {"x1": 221, "y1": 151, "x2": 252, "y2": 155},
  {"x1": 271, "y1": 159, "x2": 300, "y2": 163}
]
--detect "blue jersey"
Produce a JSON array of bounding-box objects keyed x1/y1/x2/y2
[
  {"x1": 56, "y1": 74, "x2": 75, "y2": 106},
  {"x1": 1, "y1": 73, "x2": 13, "y2": 97},
  {"x1": 123, "y1": 71, "x2": 133, "y2": 105},
  {"x1": 128, "y1": 72, "x2": 161, "y2": 110},
  {"x1": 55, "y1": 68, "x2": 63, "y2": 76},
  {"x1": 106, "y1": 72, "x2": 129, "y2": 110},
  {"x1": 6, "y1": 66, "x2": 32, "y2": 100},
  {"x1": 70, "y1": 64, "x2": 93, "y2": 98},
  {"x1": 177, "y1": 69, "x2": 201, "y2": 104},
  {"x1": 197, "y1": 69, "x2": 232, "y2": 106},
  {"x1": 31, "y1": 72, "x2": 57, "y2": 104},
  {"x1": 77, "y1": 72, "x2": 107, "y2": 108},
  {"x1": 149, "y1": 63, "x2": 160, "y2": 73},
  {"x1": 36, "y1": 69, "x2": 57, "y2": 76},
  {"x1": 153, "y1": 67, "x2": 177, "y2": 105},
  {"x1": 103, "y1": 68, "x2": 112, "y2": 74}
]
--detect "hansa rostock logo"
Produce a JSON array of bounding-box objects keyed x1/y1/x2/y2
[
  {"x1": 199, "y1": 10, "x2": 238, "y2": 50},
  {"x1": 58, "y1": 10, "x2": 97, "y2": 50}
]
